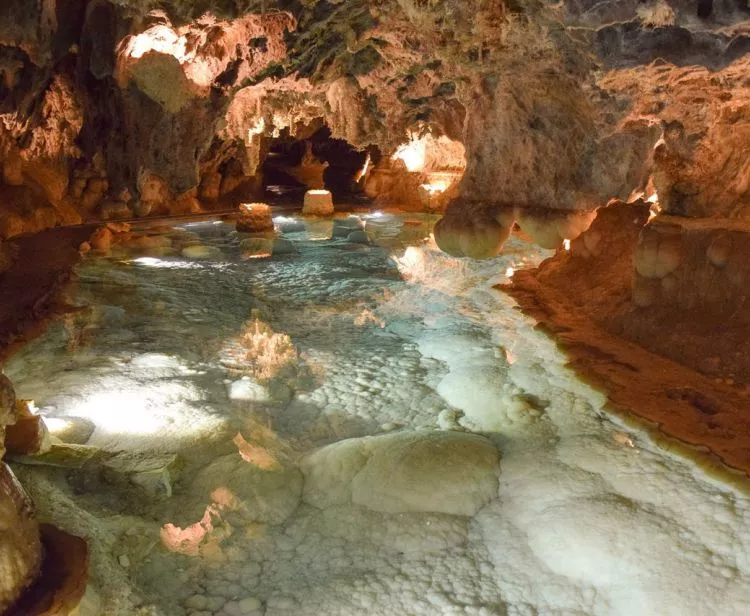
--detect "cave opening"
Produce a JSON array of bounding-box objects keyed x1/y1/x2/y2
[{"x1": 261, "y1": 126, "x2": 370, "y2": 205}]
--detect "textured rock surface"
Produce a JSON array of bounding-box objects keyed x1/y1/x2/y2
[
  {"x1": 0, "y1": 463, "x2": 42, "y2": 613},
  {"x1": 0, "y1": 0, "x2": 747, "y2": 231},
  {"x1": 302, "y1": 431, "x2": 500, "y2": 516}
]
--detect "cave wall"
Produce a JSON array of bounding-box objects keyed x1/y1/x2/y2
[
  {"x1": 0, "y1": 0, "x2": 749, "y2": 237},
  {"x1": 1, "y1": 0, "x2": 749, "y2": 234}
]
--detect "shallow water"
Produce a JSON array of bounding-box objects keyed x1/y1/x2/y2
[{"x1": 6, "y1": 214, "x2": 750, "y2": 616}]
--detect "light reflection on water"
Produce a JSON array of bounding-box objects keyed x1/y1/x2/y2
[{"x1": 5, "y1": 214, "x2": 750, "y2": 616}]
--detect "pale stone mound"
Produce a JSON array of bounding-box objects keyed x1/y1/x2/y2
[
  {"x1": 236, "y1": 203, "x2": 274, "y2": 233},
  {"x1": 302, "y1": 431, "x2": 500, "y2": 516},
  {"x1": 302, "y1": 190, "x2": 334, "y2": 216},
  {"x1": 0, "y1": 463, "x2": 42, "y2": 613}
]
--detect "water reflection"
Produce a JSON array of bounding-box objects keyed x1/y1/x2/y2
[{"x1": 4, "y1": 212, "x2": 749, "y2": 616}]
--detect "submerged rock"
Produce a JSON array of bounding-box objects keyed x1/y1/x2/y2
[
  {"x1": 302, "y1": 431, "x2": 500, "y2": 516},
  {"x1": 332, "y1": 216, "x2": 365, "y2": 238},
  {"x1": 189, "y1": 452, "x2": 303, "y2": 526},
  {"x1": 346, "y1": 230, "x2": 370, "y2": 245}
]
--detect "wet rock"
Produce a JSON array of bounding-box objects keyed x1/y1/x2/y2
[
  {"x1": 0, "y1": 463, "x2": 42, "y2": 613},
  {"x1": 302, "y1": 430, "x2": 500, "y2": 516},
  {"x1": 200, "y1": 172, "x2": 222, "y2": 202},
  {"x1": 0, "y1": 374, "x2": 17, "y2": 460},
  {"x1": 433, "y1": 204, "x2": 512, "y2": 259},
  {"x1": 332, "y1": 216, "x2": 365, "y2": 238},
  {"x1": 228, "y1": 378, "x2": 270, "y2": 402},
  {"x1": 239, "y1": 237, "x2": 273, "y2": 259},
  {"x1": 272, "y1": 237, "x2": 297, "y2": 255},
  {"x1": 102, "y1": 451, "x2": 181, "y2": 498},
  {"x1": 347, "y1": 230, "x2": 370, "y2": 244},
  {"x1": 634, "y1": 225, "x2": 683, "y2": 279},
  {"x1": 275, "y1": 218, "x2": 306, "y2": 234},
  {"x1": 181, "y1": 244, "x2": 220, "y2": 259},
  {"x1": 189, "y1": 453, "x2": 303, "y2": 525},
  {"x1": 6, "y1": 523, "x2": 89, "y2": 616},
  {"x1": 707, "y1": 233, "x2": 732, "y2": 268},
  {"x1": 42, "y1": 416, "x2": 95, "y2": 445},
  {"x1": 302, "y1": 190, "x2": 334, "y2": 216},
  {"x1": 81, "y1": 178, "x2": 108, "y2": 211},
  {"x1": 516, "y1": 209, "x2": 597, "y2": 250},
  {"x1": 4, "y1": 401, "x2": 50, "y2": 456},
  {"x1": 236, "y1": 203, "x2": 274, "y2": 233}
]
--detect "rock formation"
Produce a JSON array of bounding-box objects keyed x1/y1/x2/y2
[{"x1": 2, "y1": 0, "x2": 750, "y2": 608}]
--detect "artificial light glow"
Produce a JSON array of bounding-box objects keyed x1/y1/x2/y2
[
  {"x1": 420, "y1": 180, "x2": 451, "y2": 195},
  {"x1": 68, "y1": 390, "x2": 169, "y2": 437},
  {"x1": 392, "y1": 137, "x2": 427, "y2": 172},
  {"x1": 307, "y1": 190, "x2": 330, "y2": 195},
  {"x1": 126, "y1": 26, "x2": 189, "y2": 61},
  {"x1": 394, "y1": 246, "x2": 426, "y2": 281},
  {"x1": 246, "y1": 117, "x2": 266, "y2": 145},
  {"x1": 132, "y1": 257, "x2": 202, "y2": 269},
  {"x1": 43, "y1": 417, "x2": 70, "y2": 433},
  {"x1": 355, "y1": 153, "x2": 371, "y2": 182},
  {"x1": 563, "y1": 239, "x2": 571, "y2": 251}
]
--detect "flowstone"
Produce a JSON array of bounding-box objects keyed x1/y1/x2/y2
[{"x1": 302, "y1": 430, "x2": 500, "y2": 516}]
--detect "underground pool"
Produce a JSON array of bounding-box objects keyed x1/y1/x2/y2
[{"x1": 4, "y1": 213, "x2": 750, "y2": 616}]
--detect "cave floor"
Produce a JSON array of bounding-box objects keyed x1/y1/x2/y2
[{"x1": 4, "y1": 214, "x2": 750, "y2": 616}]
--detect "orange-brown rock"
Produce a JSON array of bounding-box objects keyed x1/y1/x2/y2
[
  {"x1": 237, "y1": 203, "x2": 274, "y2": 232},
  {"x1": 5, "y1": 401, "x2": 49, "y2": 456},
  {"x1": 0, "y1": 463, "x2": 42, "y2": 613},
  {"x1": 6, "y1": 524, "x2": 89, "y2": 616}
]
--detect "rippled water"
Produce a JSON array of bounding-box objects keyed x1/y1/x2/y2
[{"x1": 6, "y1": 214, "x2": 750, "y2": 616}]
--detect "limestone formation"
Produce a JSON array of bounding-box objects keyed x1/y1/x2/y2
[
  {"x1": 302, "y1": 190, "x2": 334, "y2": 217},
  {"x1": 236, "y1": 203, "x2": 274, "y2": 233},
  {"x1": 302, "y1": 431, "x2": 500, "y2": 516}
]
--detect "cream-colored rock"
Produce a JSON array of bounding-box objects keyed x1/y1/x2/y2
[
  {"x1": 302, "y1": 431, "x2": 500, "y2": 516},
  {"x1": 634, "y1": 227, "x2": 682, "y2": 279},
  {"x1": 434, "y1": 209, "x2": 512, "y2": 259},
  {"x1": 516, "y1": 210, "x2": 597, "y2": 249},
  {"x1": 0, "y1": 463, "x2": 42, "y2": 613},
  {"x1": 237, "y1": 203, "x2": 274, "y2": 233},
  {"x1": 302, "y1": 190, "x2": 334, "y2": 216}
]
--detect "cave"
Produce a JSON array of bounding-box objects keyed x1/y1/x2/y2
[
  {"x1": 261, "y1": 126, "x2": 370, "y2": 204},
  {"x1": 1, "y1": 1, "x2": 750, "y2": 615}
]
